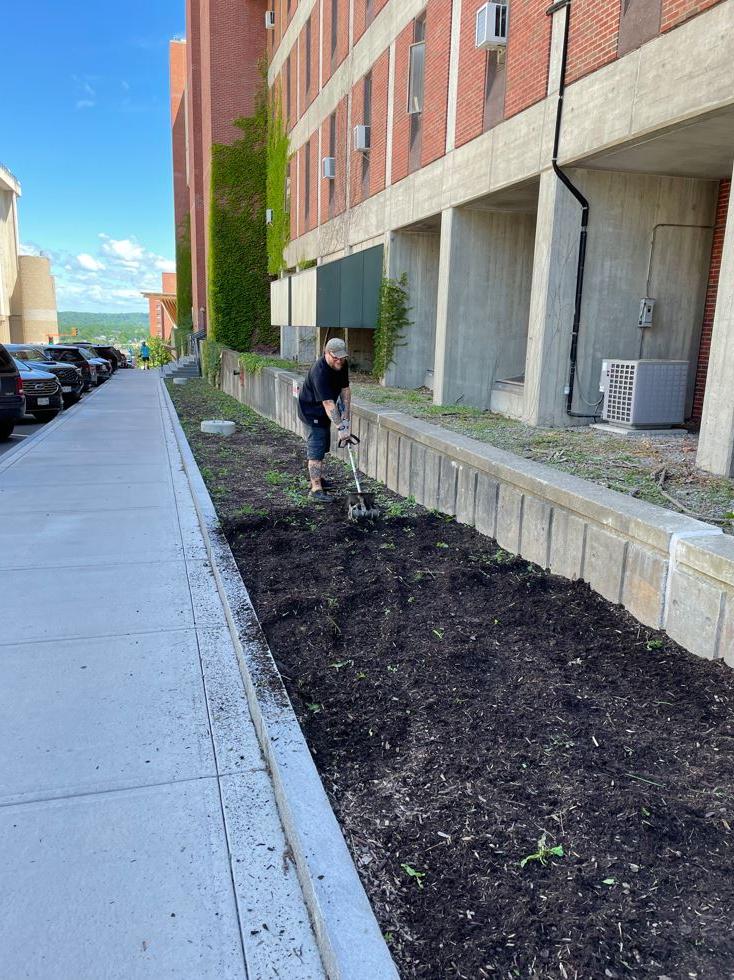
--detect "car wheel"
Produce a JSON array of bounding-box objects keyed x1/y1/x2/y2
[
  {"x1": 32, "y1": 411, "x2": 61, "y2": 423},
  {"x1": 0, "y1": 421, "x2": 15, "y2": 441}
]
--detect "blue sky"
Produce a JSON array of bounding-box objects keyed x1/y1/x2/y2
[{"x1": 2, "y1": 0, "x2": 184, "y2": 311}]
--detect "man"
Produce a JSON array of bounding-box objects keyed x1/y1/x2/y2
[
  {"x1": 140, "y1": 340, "x2": 150, "y2": 370},
  {"x1": 297, "y1": 337, "x2": 352, "y2": 502}
]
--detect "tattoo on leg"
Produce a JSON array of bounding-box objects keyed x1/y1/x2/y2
[{"x1": 308, "y1": 460, "x2": 323, "y2": 487}]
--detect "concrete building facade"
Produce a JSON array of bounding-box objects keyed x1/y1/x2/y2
[
  {"x1": 264, "y1": 0, "x2": 734, "y2": 474},
  {"x1": 0, "y1": 163, "x2": 59, "y2": 345},
  {"x1": 175, "y1": 2, "x2": 267, "y2": 333}
]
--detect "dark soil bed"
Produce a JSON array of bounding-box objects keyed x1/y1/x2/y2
[{"x1": 170, "y1": 380, "x2": 734, "y2": 980}]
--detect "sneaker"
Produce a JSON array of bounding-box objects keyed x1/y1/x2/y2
[{"x1": 309, "y1": 489, "x2": 334, "y2": 503}]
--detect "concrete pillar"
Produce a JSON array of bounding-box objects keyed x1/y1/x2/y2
[
  {"x1": 522, "y1": 168, "x2": 581, "y2": 427},
  {"x1": 697, "y1": 167, "x2": 734, "y2": 476},
  {"x1": 432, "y1": 208, "x2": 456, "y2": 404},
  {"x1": 433, "y1": 206, "x2": 535, "y2": 409}
]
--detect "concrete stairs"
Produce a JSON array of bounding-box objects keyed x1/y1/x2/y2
[{"x1": 161, "y1": 355, "x2": 200, "y2": 380}]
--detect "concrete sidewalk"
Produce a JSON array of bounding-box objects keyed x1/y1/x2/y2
[{"x1": 0, "y1": 371, "x2": 325, "y2": 979}]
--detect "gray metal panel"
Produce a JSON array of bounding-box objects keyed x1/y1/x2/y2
[
  {"x1": 316, "y1": 261, "x2": 341, "y2": 328},
  {"x1": 340, "y1": 252, "x2": 364, "y2": 329},
  {"x1": 361, "y1": 245, "x2": 384, "y2": 329}
]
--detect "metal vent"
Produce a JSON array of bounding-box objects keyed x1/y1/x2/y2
[
  {"x1": 605, "y1": 361, "x2": 636, "y2": 424},
  {"x1": 601, "y1": 359, "x2": 689, "y2": 428}
]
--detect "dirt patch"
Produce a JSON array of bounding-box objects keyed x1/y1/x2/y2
[{"x1": 170, "y1": 380, "x2": 734, "y2": 979}]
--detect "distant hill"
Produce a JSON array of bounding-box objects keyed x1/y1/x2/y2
[{"x1": 58, "y1": 311, "x2": 149, "y2": 345}]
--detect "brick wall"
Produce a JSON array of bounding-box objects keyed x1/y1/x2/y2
[
  {"x1": 185, "y1": 0, "x2": 207, "y2": 325},
  {"x1": 504, "y1": 0, "x2": 552, "y2": 118},
  {"x1": 566, "y1": 0, "x2": 621, "y2": 85},
  {"x1": 320, "y1": 98, "x2": 348, "y2": 221},
  {"x1": 354, "y1": 0, "x2": 389, "y2": 42},
  {"x1": 370, "y1": 49, "x2": 389, "y2": 196},
  {"x1": 298, "y1": 9, "x2": 319, "y2": 112},
  {"x1": 692, "y1": 179, "x2": 730, "y2": 423},
  {"x1": 290, "y1": 154, "x2": 299, "y2": 241},
  {"x1": 661, "y1": 0, "x2": 725, "y2": 30},
  {"x1": 350, "y1": 77, "x2": 365, "y2": 206},
  {"x1": 322, "y1": 0, "x2": 350, "y2": 85},
  {"x1": 421, "y1": 0, "x2": 453, "y2": 167},
  {"x1": 391, "y1": 21, "x2": 414, "y2": 185},
  {"x1": 300, "y1": 135, "x2": 320, "y2": 234},
  {"x1": 455, "y1": 3, "x2": 487, "y2": 148},
  {"x1": 169, "y1": 41, "x2": 189, "y2": 239}
]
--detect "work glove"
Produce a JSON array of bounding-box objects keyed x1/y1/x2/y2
[{"x1": 337, "y1": 418, "x2": 351, "y2": 440}]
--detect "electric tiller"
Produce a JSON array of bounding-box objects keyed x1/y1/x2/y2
[{"x1": 339, "y1": 434, "x2": 380, "y2": 521}]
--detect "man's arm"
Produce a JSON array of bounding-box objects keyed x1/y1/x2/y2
[
  {"x1": 340, "y1": 386, "x2": 351, "y2": 421},
  {"x1": 322, "y1": 399, "x2": 342, "y2": 426}
]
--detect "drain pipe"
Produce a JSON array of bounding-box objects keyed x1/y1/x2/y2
[{"x1": 546, "y1": 0, "x2": 595, "y2": 419}]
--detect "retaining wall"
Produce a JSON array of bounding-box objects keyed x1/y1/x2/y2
[{"x1": 220, "y1": 349, "x2": 734, "y2": 664}]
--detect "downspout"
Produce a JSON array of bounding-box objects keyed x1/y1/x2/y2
[{"x1": 546, "y1": 0, "x2": 595, "y2": 418}]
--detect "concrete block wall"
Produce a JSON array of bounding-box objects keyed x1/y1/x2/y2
[{"x1": 215, "y1": 354, "x2": 734, "y2": 664}]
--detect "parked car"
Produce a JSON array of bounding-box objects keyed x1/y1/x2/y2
[
  {"x1": 13, "y1": 358, "x2": 63, "y2": 422},
  {"x1": 77, "y1": 347, "x2": 112, "y2": 384},
  {"x1": 0, "y1": 342, "x2": 25, "y2": 440},
  {"x1": 74, "y1": 342, "x2": 119, "y2": 373},
  {"x1": 43, "y1": 345, "x2": 97, "y2": 391},
  {"x1": 6, "y1": 344, "x2": 84, "y2": 406}
]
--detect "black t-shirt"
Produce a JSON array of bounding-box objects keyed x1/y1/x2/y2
[{"x1": 298, "y1": 356, "x2": 349, "y2": 424}]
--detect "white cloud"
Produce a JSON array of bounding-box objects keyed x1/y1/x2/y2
[
  {"x1": 19, "y1": 243, "x2": 43, "y2": 257},
  {"x1": 77, "y1": 253, "x2": 105, "y2": 271},
  {"x1": 31, "y1": 233, "x2": 175, "y2": 312}
]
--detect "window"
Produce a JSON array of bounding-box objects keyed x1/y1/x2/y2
[
  {"x1": 483, "y1": 50, "x2": 506, "y2": 132},
  {"x1": 331, "y1": 0, "x2": 338, "y2": 58},
  {"x1": 408, "y1": 15, "x2": 426, "y2": 114},
  {"x1": 362, "y1": 71, "x2": 372, "y2": 194},
  {"x1": 305, "y1": 16, "x2": 312, "y2": 93},
  {"x1": 366, "y1": 0, "x2": 375, "y2": 27},
  {"x1": 285, "y1": 172, "x2": 291, "y2": 214},
  {"x1": 618, "y1": 0, "x2": 662, "y2": 56},
  {"x1": 304, "y1": 139, "x2": 311, "y2": 224},
  {"x1": 328, "y1": 112, "x2": 336, "y2": 210}
]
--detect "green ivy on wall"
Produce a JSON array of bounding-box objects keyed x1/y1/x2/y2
[
  {"x1": 201, "y1": 339, "x2": 224, "y2": 385},
  {"x1": 266, "y1": 84, "x2": 291, "y2": 276},
  {"x1": 208, "y1": 85, "x2": 276, "y2": 352},
  {"x1": 372, "y1": 273, "x2": 412, "y2": 381},
  {"x1": 176, "y1": 213, "x2": 193, "y2": 332}
]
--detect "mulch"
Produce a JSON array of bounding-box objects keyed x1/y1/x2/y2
[{"x1": 170, "y1": 380, "x2": 734, "y2": 980}]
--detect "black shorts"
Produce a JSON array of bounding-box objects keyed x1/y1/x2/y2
[{"x1": 305, "y1": 422, "x2": 330, "y2": 460}]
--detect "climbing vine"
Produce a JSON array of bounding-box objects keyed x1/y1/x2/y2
[
  {"x1": 239, "y1": 352, "x2": 298, "y2": 375},
  {"x1": 174, "y1": 213, "x2": 193, "y2": 356},
  {"x1": 201, "y1": 339, "x2": 224, "y2": 385},
  {"x1": 208, "y1": 82, "x2": 275, "y2": 352},
  {"x1": 372, "y1": 274, "x2": 412, "y2": 380},
  {"x1": 266, "y1": 83, "x2": 291, "y2": 275}
]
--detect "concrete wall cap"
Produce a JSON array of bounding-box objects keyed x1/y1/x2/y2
[{"x1": 675, "y1": 534, "x2": 734, "y2": 590}]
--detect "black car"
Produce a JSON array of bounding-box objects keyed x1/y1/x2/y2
[
  {"x1": 0, "y1": 342, "x2": 25, "y2": 440},
  {"x1": 74, "y1": 343, "x2": 118, "y2": 373},
  {"x1": 43, "y1": 345, "x2": 97, "y2": 391},
  {"x1": 6, "y1": 344, "x2": 84, "y2": 406},
  {"x1": 13, "y1": 358, "x2": 63, "y2": 422}
]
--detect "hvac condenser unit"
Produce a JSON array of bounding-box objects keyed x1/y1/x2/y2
[
  {"x1": 353, "y1": 125, "x2": 371, "y2": 152},
  {"x1": 476, "y1": 2, "x2": 509, "y2": 50},
  {"x1": 265, "y1": 10, "x2": 276, "y2": 29},
  {"x1": 600, "y1": 359, "x2": 688, "y2": 428},
  {"x1": 322, "y1": 156, "x2": 336, "y2": 179}
]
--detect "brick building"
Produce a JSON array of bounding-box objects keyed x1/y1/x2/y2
[
  {"x1": 172, "y1": 2, "x2": 266, "y2": 332},
  {"x1": 263, "y1": 0, "x2": 734, "y2": 475},
  {"x1": 143, "y1": 272, "x2": 178, "y2": 343}
]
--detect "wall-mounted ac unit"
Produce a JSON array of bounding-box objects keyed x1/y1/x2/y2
[
  {"x1": 265, "y1": 208, "x2": 274, "y2": 225},
  {"x1": 600, "y1": 359, "x2": 688, "y2": 428},
  {"x1": 265, "y1": 10, "x2": 276, "y2": 29},
  {"x1": 476, "y1": 2, "x2": 508, "y2": 50},
  {"x1": 353, "y1": 125, "x2": 371, "y2": 152},
  {"x1": 322, "y1": 156, "x2": 336, "y2": 179}
]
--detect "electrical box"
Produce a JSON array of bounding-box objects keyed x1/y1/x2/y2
[
  {"x1": 322, "y1": 156, "x2": 336, "y2": 180},
  {"x1": 638, "y1": 297, "x2": 655, "y2": 328},
  {"x1": 265, "y1": 208, "x2": 274, "y2": 225},
  {"x1": 600, "y1": 359, "x2": 688, "y2": 428},
  {"x1": 353, "y1": 125, "x2": 371, "y2": 152},
  {"x1": 265, "y1": 10, "x2": 275, "y2": 29},
  {"x1": 476, "y1": 2, "x2": 509, "y2": 50}
]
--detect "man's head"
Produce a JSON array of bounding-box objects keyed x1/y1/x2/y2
[{"x1": 324, "y1": 337, "x2": 348, "y2": 369}]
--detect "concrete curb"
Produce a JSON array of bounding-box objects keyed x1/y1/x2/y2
[{"x1": 160, "y1": 380, "x2": 398, "y2": 980}]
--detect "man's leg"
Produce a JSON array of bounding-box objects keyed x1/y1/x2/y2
[{"x1": 306, "y1": 425, "x2": 332, "y2": 500}]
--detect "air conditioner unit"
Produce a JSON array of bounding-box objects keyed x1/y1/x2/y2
[
  {"x1": 265, "y1": 10, "x2": 276, "y2": 29},
  {"x1": 265, "y1": 208, "x2": 274, "y2": 225},
  {"x1": 322, "y1": 156, "x2": 336, "y2": 179},
  {"x1": 353, "y1": 125, "x2": 371, "y2": 152},
  {"x1": 476, "y1": 2, "x2": 508, "y2": 50},
  {"x1": 600, "y1": 359, "x2": 688, "y2": 428}
]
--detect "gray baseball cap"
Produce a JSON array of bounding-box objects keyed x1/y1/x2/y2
[{"x1": 325, "y1": 338, "x2": 349, "y2": 359}]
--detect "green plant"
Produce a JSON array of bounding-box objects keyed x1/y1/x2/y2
[
  {"x1": 646, "y1": 639, "x2": 664, "y2": 651},
  {"x1": 401, "y1": 863, "x2": 427, "y2": 889},
  {"x1": 239, "y1": 352, "x2": 298, "y2": 375},
  {"x1": 176, "y1": 213, "x2": 193, "y2": 333},
  {"x1": 520, "y1": 834, "x2": 565, "y2": 869},
  {"x1": 140, "y1": 335, "x2": 172, "y2": 368},
  {"x1": 297, "y1": 257, "x2": 317, "y2": 271},
  {"x1": 208, "y1": 78, "x2": 274, "y2": 352},
  {"x1": 201, "y1": 339, "x2": 224, "y2": 385},
  {"x1": 266, "y1": 82, "x2": 291, "y2": 275},
  {"x1": 373, "y1": 273, "x2": 412, "y2": 380}
]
